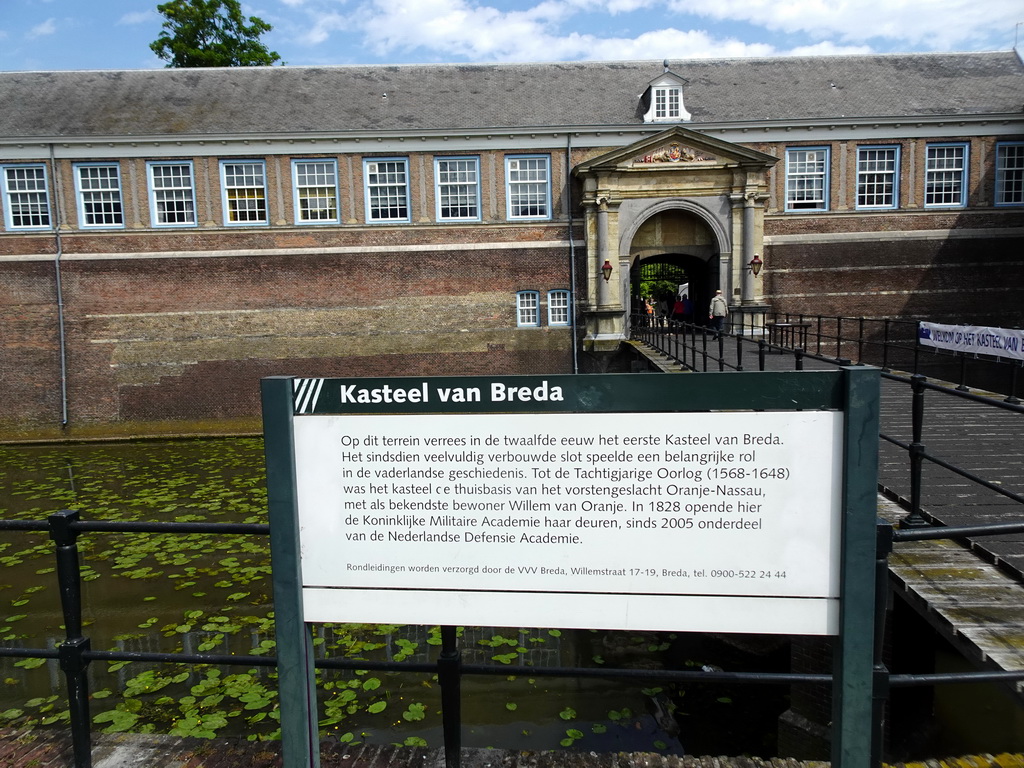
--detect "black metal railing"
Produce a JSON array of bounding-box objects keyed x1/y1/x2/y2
[
  {"x1": 3, "y1": 451, "x2": 1024, "y2": 765},
  {"x1": 880, "y1": 373, "x2": 1024, "y2": 532},
  {"x1": 2, "y1": 509, "x2": 843, "y2": 768},
  {"x1": 635, "y1": 312, "x2": 1023, "y2": 402},
  {"x1": 632, "y1": 314, "x2": 1024, "y2": 545},
  {"x1": 729, "y1": 313, "x2": 1023, "y2": 403},
  {"x1": 632, "y1": 314, "x2": 741, "y2": 373},
  {"x1": 633, "y1": 313, "x2": 816, "y2": 375}
]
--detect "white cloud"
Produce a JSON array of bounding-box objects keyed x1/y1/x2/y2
[
  {"x1": 350, "y1": 0, "x2": 810, "y2": 62},
  {"x1": 664, "y1": 0, "x2": 1017, "y2": 51},
  {"x1": 581, "y1": 28, "x2": 777, "y2": 60},
  {"x1": 602, "y1": 0, "x2": 655, "y2": 13},
  {"x1": 118, "y1": 11, "x2": 154, "y2": 26},
  {"x1": 271, "y1": 0, "x2": 1016, "y2": 65},
  {"x1": 786, "y1": 41, "x2": 874, "y2": 57},
  {"x1": 356, "y1": 0, "x2": 553, "y2": 60},
  {"x1": 299, "y1": 11, "x2": 350, "y2": 45},
  {"x1": 26, "y1": 18, "x2": 57, "y2": 39}
]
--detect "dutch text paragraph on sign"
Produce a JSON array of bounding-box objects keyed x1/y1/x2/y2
[{"x1": 293, "y1": 410, "x2": 842, "y2": 606}]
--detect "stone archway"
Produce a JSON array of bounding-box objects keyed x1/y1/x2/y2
[
  {"x1": 573, "y1": 126, "x2": 777, "y2": 354},
  {"x1": 624, "y1": 205, "x2": 722, "y2": 327}
]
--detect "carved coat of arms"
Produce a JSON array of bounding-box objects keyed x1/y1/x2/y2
[{"x1": 635, "y1": 143, "x2": 712, "y2": 164}]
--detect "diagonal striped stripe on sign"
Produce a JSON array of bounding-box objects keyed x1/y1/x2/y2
[{"x1": 292, "y1": 378, "x2": 325, "y2": 415}]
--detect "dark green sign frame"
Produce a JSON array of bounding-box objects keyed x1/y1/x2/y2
[{"x1": 261, "y1": 368, "x2": 880, "y2": 768}]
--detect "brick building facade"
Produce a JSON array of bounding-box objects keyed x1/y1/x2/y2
[{"x1": 1, "y1": 53, "x2": 1023, "y2": 437}]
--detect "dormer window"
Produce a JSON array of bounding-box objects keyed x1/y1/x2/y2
[
  {"x1": 642, "y1": 71, "x2": 691, "y2": 123},
  {"x1": 653, "y1": 86, "x2": 681, "y2": 119}
]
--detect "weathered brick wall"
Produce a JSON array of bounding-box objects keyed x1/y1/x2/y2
[
  {"x1": 763, "y1": 231, "x2": 1024, "y2": 326},
  {"x1": 0, "y1": 259, "x2": 65, "y2": 432},
  {"x1": 0, "y1": 235, "x2": 577, "y2": 437},
  {"x1": 6, "y1": 219, "x2": 1022, "y2": 438}
]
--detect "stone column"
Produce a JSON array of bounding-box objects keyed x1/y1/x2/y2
[
  {"x1": 741, "y1": 192, "x2": 757, "y2": 304},
  {"x1": 597, "y1": 197, "x2": 611, "y2": 307}
]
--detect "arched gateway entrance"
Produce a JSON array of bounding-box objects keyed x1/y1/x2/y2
[
  {"x1": 631, "y1": 255, "x2": 707, "y2": 325},
  {"x1": 573, "y1": 127, "x2": 777, "y2": 354}
]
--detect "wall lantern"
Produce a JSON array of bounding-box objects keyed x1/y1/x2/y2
[
  {"x1": 601, "y1": 260, "x2": 613, "y2": 282},
  {"x1": 748, "y1": 254, "x2": 763, "y2": 277}
]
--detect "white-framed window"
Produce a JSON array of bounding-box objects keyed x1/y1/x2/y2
[
  {"x1": 653, "y1": 86, "x2": 682, "y2": 120},
  {"x1": 995, "y1": 142, "x2": 1024, "y2": 206},
  {"x1": 292, "y1": 159, "x2": 339, "y2": 224},
  {"x1": 147, "y1": 161, "x2": 196, "y2": 227},
  {"x1": 1, "y1": 164, "x2": 51, "y2": 230},
  {"x1": 364, "y1": 158, "x2": 410, "y2": 223},
  {"x1": 74, "y1": 163, "x2": 124, "y2": 228},
  {"x1": 547, "y1": 290, "x2": 571, "y2": 326},
  {"x1": 506, "y1": 155, "x2": 551, "y2": 220},
  {"x1": 516, "y1": 291, "x2": 540, "y2": 327},
  {"x1": 856, "y1": 146, "x2": 899, "y2": 209},
  {"x1": 435, "y1": 157, "x2": 480, "y2": 221},
  {"x1": 785, "y1": 148, "x2": 829, "y2": 211},
  {"x1": 220, "y1": 160, "x2": 268, "y2": 225},
  {"x1": 924, "y1": 143, "x2": 968, "y2": 208}
]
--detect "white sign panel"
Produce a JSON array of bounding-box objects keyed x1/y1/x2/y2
[{"x1": 293, "y1": 410, "x2": 843, "y2": 634}]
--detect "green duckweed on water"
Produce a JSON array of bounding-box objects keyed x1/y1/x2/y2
[{"x1": 0, "y1": 439, "x2": 694, "y2": 753}]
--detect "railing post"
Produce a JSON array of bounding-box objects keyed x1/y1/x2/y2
[
  {"x1": 49, "y1": 509, "x2": 92, "y2": 768},
  {"x1": 439, "y1": 625, "x2": 462, "y2": 768},
  {"x1": 900, "y1": 374, "x2": 930, "y2": 528},
  {"x1": 758, "y1": 338, "x2": 766, "y2": 371},
  {"x1": 682, "y1": 322, "x2": 688, "y2": 368},
  {"x1": 956, "y1": 355, "x2": 969, "y2": 392},
  {"x1": 735, "y1": 334, "x2": 743, "y2": 372},
  {"x1": 881, "y1": 319, "x2": 891, "y2": 372},
  {"x1": 1008, "y1": 363, "x2": 1022, "y2": 405},
  {"x1": 795, "y1": 348, "x2": 804, "y2": 371},
  {"x1": 717, "y1": 332, "x2": 725, "y2": 372},
  {"x1": 913, "y1": 328, "x2": 921, "y2": 375}
]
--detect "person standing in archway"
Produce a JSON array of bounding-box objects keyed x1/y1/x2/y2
[
  {"x1": 681, "y1": 293, "x2": 694, "y2": 324},
  {"x1": 709, "y1": 289, "x2": 729, "y2": 335}
]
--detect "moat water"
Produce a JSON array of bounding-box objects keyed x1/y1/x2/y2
[{"x1": 0, "y1": 439, "x2": 1020, "y2": 757}]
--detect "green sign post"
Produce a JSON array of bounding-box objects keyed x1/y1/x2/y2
[{"x1": 261, "y1": 368, "x2": 879, "y2": 768}]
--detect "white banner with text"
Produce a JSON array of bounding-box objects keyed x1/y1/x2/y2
[{"x1": 919, "y1": 322, "x2": 1024, "y2": 361}]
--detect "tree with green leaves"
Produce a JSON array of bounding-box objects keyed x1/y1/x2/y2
[{"x1": 150, "y1": 0, "x2": 281, "y2": 68}]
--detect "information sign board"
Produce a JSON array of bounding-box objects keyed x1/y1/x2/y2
[
  {"x1": 294, "y1": 408, "x2": 842, "y2": 634},
  {"x1": 261, "y1": 369, "x2": 881, "y2": 768}
]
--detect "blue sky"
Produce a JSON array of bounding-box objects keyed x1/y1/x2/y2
[{"x1": 1, "y1": 0, "x2": 1021, "y2": 71}]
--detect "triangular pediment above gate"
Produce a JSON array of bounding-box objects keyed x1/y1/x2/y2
[{"x1": 573, "y1": 126, "x2": 778, "y2": 175}]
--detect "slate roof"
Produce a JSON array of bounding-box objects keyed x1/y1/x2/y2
[{"x1": 1, "y1": 51, "x2": 1022, "y2": 140}]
